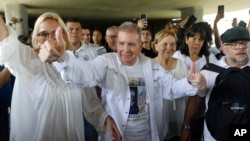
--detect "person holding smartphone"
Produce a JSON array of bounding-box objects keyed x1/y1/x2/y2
[{"x1": 137, "y1": 17, "x2": 157, "y2": 58}]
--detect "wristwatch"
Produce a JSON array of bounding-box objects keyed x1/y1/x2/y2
[{"x1": 181, "y1": 123, "x2": 191, "y2": 129}]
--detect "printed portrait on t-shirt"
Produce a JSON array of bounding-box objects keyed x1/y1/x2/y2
[{"x1": 128, "y1": 77, "x2": 147, "y2": 115}]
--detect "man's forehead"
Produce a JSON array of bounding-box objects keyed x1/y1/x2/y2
[
  {"x1": 107, "y1": 29, "x2": 117, "y2": 35},
  {"x1": 66, "y1": 22, "x2": 81, "y2": 26},
  {"x1": 118, "y1": 31, "x2": 140, "y2": 41},
  {"x1": 82, "y1": 29, "x2": 90, "y2": 33}
]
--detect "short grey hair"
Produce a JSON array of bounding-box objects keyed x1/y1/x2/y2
[
  {"x1": 118, "y1": 22, "x2": 141, "y2": 41},
  {"x1": 105, "y1": 25, "x2": 118, "y2": 35}
]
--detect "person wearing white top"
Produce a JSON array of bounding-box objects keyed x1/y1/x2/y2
[
  {"x1": 153, "y1": 29, "x2": 189, "y2": 141},
  {"x1": 174, "y1": 24, "x2": 218, "y2": 141},
  {"x1": 0, "y1": 12, "x2": 120, "y2": 141},
  {"x1": 38, "y1": 21, "x2": 206, "y2": 141},
  {"x1": 65, "y1": 18, "x2": 100, "y2": 141},
  {"x1": 199, "y1": 26, "x2": 250, "y2": 141}
]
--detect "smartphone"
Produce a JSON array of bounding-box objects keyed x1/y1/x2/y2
[
  {"x1": 185, "y1": 15, "x2": 197, "y2": 28},
  {"x1": 140, "y1": 13, "x2": 147, "y2": 21},
  {"x1": 238, "y1": 20, "x2": 247, "y2": 28},
  {"x1": 218, "y1": 5, "x2": 224, "y2": 17}
]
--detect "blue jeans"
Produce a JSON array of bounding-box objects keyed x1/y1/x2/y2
[
  {"x1": 0, "y1": 108, "x2": 9, "y2": 141},
  {"x1": 84, "y1": 115, "x2": 98, "y2": 141}
]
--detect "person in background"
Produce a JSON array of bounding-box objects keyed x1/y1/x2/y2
[
  {"x1": 82, "y1": 26, "x2": 97, "y2": 48},
  {"x1": 66, "y1": 19, "x2": 97, "y2": 61},
  {"x1": 0, "y1": 66, "x2": 12, "y2": 141},
  {"x1": 38, "y1": 21, "x2": 206, "y2": 141},
  {"x1": 197, "y1": 26, "x2": 250, "y2": 141},
  {"x1": 104, "y1": 25, "x2": 118, "y2": 52},
  {"x1": 92, "y1": 28, "x2": 104, "y2": 47},
  {"x1": 137, "y1": 19, "x2": 157, "y2": 58},
  {"x1": 175, "y1": 24, "x2": 218, "y2": 141},
  {"x1": 153, "y1": 29, "x2": 189, "y2": 141},
  {"x1": 140, "y1": 27, "x2": 157, "y2": 58},
  {"x1": 194, "y1": 22, "x2": 219, "y2": 59},
  {"x1": 92, "y1": 28, "x2": 107, "y2": 55},
  {"x1": 65, "y1": 18, "x2": 100, "y2": 141},
  {"x1": 0, "y1": 12, "x2": 121, "y2": 141}
]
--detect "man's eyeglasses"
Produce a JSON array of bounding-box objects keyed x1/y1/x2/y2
[
  {"x1": 223, "y1": 41, "x2": 250, "y2": 49},
  {"x1": 37, "y1": 30, "x2": 56, "y2": 41}
]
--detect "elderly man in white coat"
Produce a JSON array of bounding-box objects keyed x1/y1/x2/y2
[{"x1": 38, "y1": 21, "x2": 206, "y2": 141}]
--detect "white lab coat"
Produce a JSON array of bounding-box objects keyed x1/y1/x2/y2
[
  {"x1": 54, "y1": 52, "x2": 198, "y2": 141},
  {"x1": 0, "y1": 26, "x2": 106, "y2": 141}
]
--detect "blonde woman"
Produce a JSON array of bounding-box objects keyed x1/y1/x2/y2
[
  {"x1": 153, "y1": 29, "x2": 189, "y2": 141},
  {"x1": 0, "y1": 12, "x2": 120, "y2": 141}
]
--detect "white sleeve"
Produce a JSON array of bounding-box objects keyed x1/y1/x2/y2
[
  {"x1": 160, "y1": 70, "x2": 198, "y2": 100},
  {"x1": 0, "y1": 26, "x2": 18, "y2": 65},
  {"x1": 53, "y1": 52, "x2": 107, "y2": 87},
  {"x1": 53, "y1": 52, "x2": 108, "y2": 132},
  {"x1": 81, "y1": 87, "x2": 108, "y2": 133}
]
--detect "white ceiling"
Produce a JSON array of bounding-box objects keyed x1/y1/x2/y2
[{"x1": 1, "y1": 0, "x2": 250, "y2": 21}]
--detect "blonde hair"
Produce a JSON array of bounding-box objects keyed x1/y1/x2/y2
[
  {"x1": 152, "y1": 29, "x2": 178, "y2": 52},
  {"x1": 32, "y1": 12, "x2": 74, "y2": 52}
]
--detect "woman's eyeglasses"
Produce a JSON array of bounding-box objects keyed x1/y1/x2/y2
[{"x1": 37, "y1": 30, "x2": 56, "y2": 41}]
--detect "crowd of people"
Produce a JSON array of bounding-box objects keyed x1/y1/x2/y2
[{"x1": 0, "y1": 7, "x2": 250, "y2": 141}]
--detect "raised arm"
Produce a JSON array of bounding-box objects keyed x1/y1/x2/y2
[
  {"x1": 176, "y1": 17, "x2": 188, "y2": 47},
  {"x1": 213, "y1": 13, "x2": 223, "y2": 49},
  {"x1": 0, "y1": 15, "x2": 8, "y2": 42}
]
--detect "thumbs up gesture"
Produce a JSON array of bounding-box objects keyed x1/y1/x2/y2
[
  {"x1": 38, "y1": 26, "x2": 67, "y2": 63},
  {"x1": 188, "y1": 62, "x2": 206, "y2": 89}
]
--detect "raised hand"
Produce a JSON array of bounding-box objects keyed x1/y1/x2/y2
[
  {"x1": 188, "y1": 62, "x2": 206, "y2": 89},
  {"x1": 137, "y1": 19, "x2": 147, "y2": 29},
  {"x1": 232, "y1": 18, "x2": 238, "y2": 27},
  {"x1": 38, "y1": 26, "x2": 67, "y2": 63},
  {"x1": 0, "y1": 15, "x2": 8, "y2": 42},
  {"x1": 180, "y1": 17, "x2": 189, "y2": 28},
  {"x1": 214, "y1": 12, "x2": 223, "y2": 24}
]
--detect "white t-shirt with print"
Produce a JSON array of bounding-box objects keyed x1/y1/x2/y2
[{"x1": 123, "y1": 57, "x2": 151, "y2": 141}]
